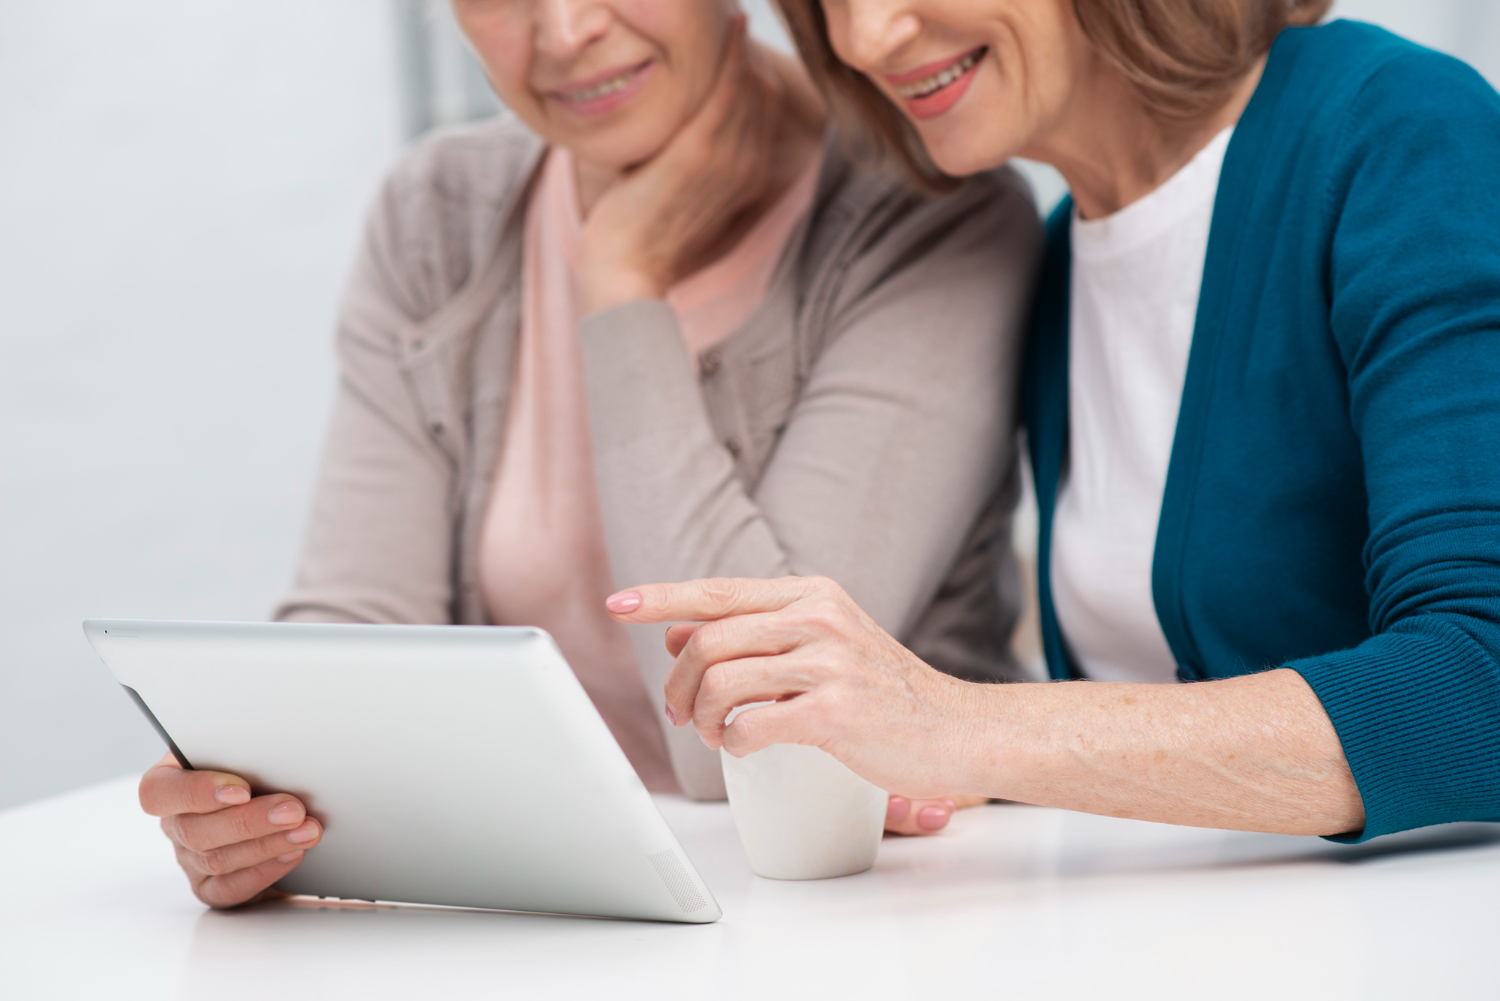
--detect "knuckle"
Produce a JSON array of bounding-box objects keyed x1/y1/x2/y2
[
  {"x1": 696, "y1": 577, "x2": 741, "y2": 607},
  {"x1": 227, "y1": 806, "x2": 259, "y2": 844},
  {"x1": 693, "y1": 618, "x2": 732, "y2": 658},
  {"x1": 728, "y1": 712, "x2": 756, "y2": 747},
  {"x1": 806, "y1": 596, "x2": 846, "y2": 632},
  {"x1": 170, "y1": 817, "x2": 210, "y2": 852},
  {"x1": 195, "y1": 847, "x2": 231, "y2": 877},
  {"x1": 815, "y1": 686, "x2": 852, "y2": 724},
  {"x1": 697, "y1": 663, "x2": 729, "y2": 703}
]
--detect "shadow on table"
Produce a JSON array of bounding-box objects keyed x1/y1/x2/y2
[
  {"x1": 879, "y1": 804, "x2": 1500, "y2": 886},
  {"x1": 1320, "y1": 824, "x2": 1500, "y2": 864},
  {"x1": 178, "y1": 896, "x2": 724, "y2": 999}
]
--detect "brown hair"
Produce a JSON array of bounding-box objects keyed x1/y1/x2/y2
[{"x1": 774, "y1": 0, "x2": 1332, "y2": 190}]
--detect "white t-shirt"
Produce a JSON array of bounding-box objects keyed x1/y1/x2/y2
[{"x1": 1051, "y1": 127, "x2": 1233, "y2": 683}]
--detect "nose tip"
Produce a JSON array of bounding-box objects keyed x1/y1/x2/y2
[
  {"x1": 535, "y1": 0, "x2": 612, "y2": 60},
  {"x1": 837, "y1": 6, "x2": 922, "y2": 78}
]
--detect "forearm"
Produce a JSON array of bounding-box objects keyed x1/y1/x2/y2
[
  {"x1": 580, "y1": 300, "x2": 793, "y2": 584},
  {"x1": 580, "y1": 300, "x2": 1016, "y2": 639},
  {"x1": 951, "y1": 669, "x2": 1366, "y2": 837}
]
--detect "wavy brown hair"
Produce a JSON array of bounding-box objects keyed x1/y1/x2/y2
[{"x1": 774, "y1": 0, "x2": 1332, "y2": 189}]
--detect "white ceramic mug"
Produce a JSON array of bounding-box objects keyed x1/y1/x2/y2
[{"x1": 719, "y1": 705, "x2": 887, "y2": 880}]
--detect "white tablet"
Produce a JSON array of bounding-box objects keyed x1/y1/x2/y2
[{"x1": 83, "y1": 619, "x2": 720, "y2": 924}]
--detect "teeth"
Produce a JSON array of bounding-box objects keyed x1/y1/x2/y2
[
  {"x1": 560, "y1": 68, "x2": 639, "y2": 104},
  {"x1": 895, "y1": 50, "x2": 981, "y2": 100}
]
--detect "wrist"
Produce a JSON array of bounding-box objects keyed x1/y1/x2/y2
[
  {"x1": 933, "y1": 674, "x2": 1012, "y2": 797},
  {"x1": 580, "y1": 262, "x2": 668, "y2": 316}
]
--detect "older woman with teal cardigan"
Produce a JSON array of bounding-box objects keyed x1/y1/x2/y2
[{"x1": 604, "y1": 0, "x2": 1500, "y2": 842}]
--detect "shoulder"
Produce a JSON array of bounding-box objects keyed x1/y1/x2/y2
[
  {"x1": 1272, "y1": 20, "x2": 1500, "y2": 140},
  {"x1": 1283, "y1": 23, "x2": 1500, "y2": 225},
  {"x1": 803, "y1": 138, "x2": 1041, "y2": 313},
  {"x1": 362, "y1": 115, "x2": 543, "y2": 321},
  {"x1": 1237, "y1": 20, "x2": 1500, "y2": 268},
  {"x1": 382, "y1": 114, "x2": 543, "y2": 213}
]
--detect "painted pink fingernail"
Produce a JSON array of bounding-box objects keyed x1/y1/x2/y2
[
  {"x1": 285, "y1": 822, "x2": 320, "y2": 845},
  {"x1": 887, "y1": 796, "x2": 911, "y2": 824},
  {"x1": 605, "y1": 591, "x2": 642, "y2": 614},
  {"x1": 917, "y1": 806, "x2": 950, "y2": 831},
  {"x1": 267, "y1": 801, "x2": 302, "y2": 826},
  {"x1": 277, "y1": 850, "x2": 305, "y2": 864},
  {"x1": 664, "y1": 702, "x2": 678, "y2": 725},
  {"x1": 215, "y1": 785, "x2": 250, "y2": 806}
]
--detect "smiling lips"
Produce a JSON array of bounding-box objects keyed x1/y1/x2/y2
[
  {"x1": 887, "y1": 47, "x2": 987, "y2": 120},
  {"x1": 547, "y1": 60, "x2": 653, "y2": 117}
]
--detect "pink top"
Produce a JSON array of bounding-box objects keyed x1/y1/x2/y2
[{"x1": 480, "y1": 146, "x2": 822, "y2": 792}]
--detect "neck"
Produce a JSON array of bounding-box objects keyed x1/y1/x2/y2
[{"x1": 1025, "y1": 55, "x2": 1265, "y2": 220}]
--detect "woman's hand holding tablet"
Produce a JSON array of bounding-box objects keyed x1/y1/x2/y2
[{"x1": 139, "y1": 753, "x2": 323, "y2": 908}]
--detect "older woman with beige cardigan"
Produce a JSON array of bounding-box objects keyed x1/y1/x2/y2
[{"x1": 133, "y1": 0, "x2": 1039, "y2": 908}]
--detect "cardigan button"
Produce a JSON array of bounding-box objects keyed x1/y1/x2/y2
[
  {"x1": 724, "y1": 436, "x2": 742, "y2": 458},
  {"x1": 700, "y1": 349, "x2": 723, "y2": 377}
]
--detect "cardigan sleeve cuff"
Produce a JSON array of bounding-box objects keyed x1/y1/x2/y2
[{"x1": 1286, "y1": 621, "x2": 1500, "y2": 843}]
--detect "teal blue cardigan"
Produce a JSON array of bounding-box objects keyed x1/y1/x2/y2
[{"x1": 1022, "y1": 21, "x2": 1500, "y2": 842}]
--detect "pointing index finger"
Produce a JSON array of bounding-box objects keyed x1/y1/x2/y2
[{"x1": 605, "y1": 576, "x2": 821, "y2": 624}]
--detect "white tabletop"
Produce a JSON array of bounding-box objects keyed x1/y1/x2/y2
[{"x1": 3, "y1": 777, "x2": 1497, "y2": 1000}]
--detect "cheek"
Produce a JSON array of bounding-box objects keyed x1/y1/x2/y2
[
  {"x1": 821, "y1": 2, "x2": 859, "y2": 70},
  {"x1": 451, "y1": 4, "x2": 536, "y2": 111},
  {"x1": 615, "y1": 0, "x2": 729, "y2": 85},
  {"x1": 469, "y1": 31, "x2": 533, "y2": 110}
]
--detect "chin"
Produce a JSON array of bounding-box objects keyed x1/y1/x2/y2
[
  {"x1": 567, "y1": 123, "x2": 674, "y2": 173},
  {"x1": 920, "y1": 128, "x2": 1013, "y2": 177}
]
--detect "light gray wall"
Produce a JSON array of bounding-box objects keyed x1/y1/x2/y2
[
  {"x1": 0, "y1": 2, "x2": 405, "y2": 809},
  {"x1": 1, "y1": 0, "x2": 1495, "y2": 812}
]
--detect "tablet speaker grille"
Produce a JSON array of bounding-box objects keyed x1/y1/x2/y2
[{"x1": 648, "y1": 850, "x2": 707, "y2": 913}]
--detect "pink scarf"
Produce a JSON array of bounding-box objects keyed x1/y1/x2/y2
[{"x1": 480, "y1": 146, "x2": 821, "y2": 791}]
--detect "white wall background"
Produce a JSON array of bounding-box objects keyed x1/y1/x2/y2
[
  {"x1": 0, "y1": 0, "x2": 1494, "y2": 812},
  {"x1": 0, "y1": 2, "x2": 405, "y2": 809}
]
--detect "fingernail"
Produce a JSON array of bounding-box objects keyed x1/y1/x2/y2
[
  {"x1": 605, "y1": 591, "x2": 641, "y2": 614},
  {"x1": 886, "y1": 796, "x2": 911, "y2": 824},
  {"x1": 664, "y1": 702, "x2": 677, "y2": 725},
  {"x1": 276, "y1": 850, "x2": 305, "y2": 864},
  {"x1": 917, "y1": 806, "x2": 950, "y2": 831},
  {"x1": 268, "y1": 801, "x2": 302, "y2": 826},
  {"x1": 215, "y1": 785, "x2": 250, "y2": 806},
  {"x1": 941, "y1": 797, "x2": 956, "y2": 811},
  {"x1": 285, "y1": 822, "x2": 320, "y2": 845}
]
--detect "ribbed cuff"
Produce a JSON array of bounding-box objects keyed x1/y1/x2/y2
[{"x1": 1287, "y1": 618, "x2": 1500, "y2": 842}]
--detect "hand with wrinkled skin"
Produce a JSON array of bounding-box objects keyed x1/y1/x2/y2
[
  {"x1": 579, "y1": 17, "x2": 824, "y2": 313},
  {"x1": 609, "y1": 575, "x2": 1366, "y2": 837},
  {"x1": 139, "y1": 753, "x2": 323, "y2": 908},
  {"x1": 661, "y1": 615, "x2": 984, "y2": 834},
  {"x1": 633, "y1": 577, "x2": 981, "y2": 800}
]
